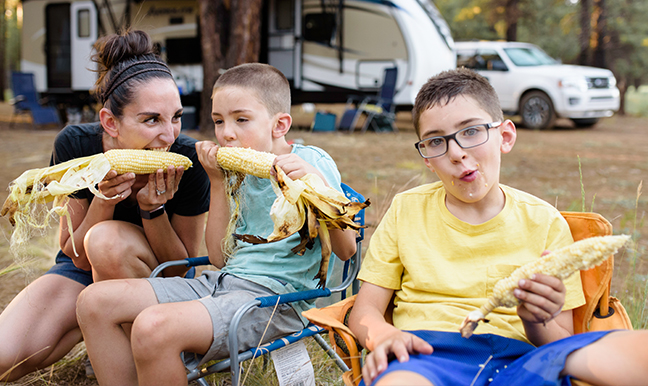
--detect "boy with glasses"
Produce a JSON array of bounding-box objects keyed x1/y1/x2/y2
[{"x1": 348, "y1": 68, "x2": 648, "y2": 386}]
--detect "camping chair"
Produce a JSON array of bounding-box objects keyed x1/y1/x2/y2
[
  {"x1": 338, "y1": 67, "x2": 398, "y2": 133},
  {"x1": 10, "y1": 72, "x2": 61, "y2": 128},
  {"x1": 150, "y1": 183, "x2": 367, "y2": 386},
  {"x1": 303, "y1": 211, "x2": 633, "y2": 386}
]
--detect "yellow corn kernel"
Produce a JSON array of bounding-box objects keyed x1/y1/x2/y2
[
  {"x1": 104, "y1": 149, "x2": 192, "y2": 174},
  {"x1": 217, "y1": 147, "x2": 276, "y2": 179}
]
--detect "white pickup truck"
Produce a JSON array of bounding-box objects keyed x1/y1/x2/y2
[{"x1": 455, "y1": 41, "x2": 620, "y2": 130}]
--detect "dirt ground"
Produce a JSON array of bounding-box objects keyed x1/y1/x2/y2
[{"x1": 0, "y1": 110, "x2": 647, "y2": 384}]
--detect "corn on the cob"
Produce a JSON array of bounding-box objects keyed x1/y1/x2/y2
[
  {"x1": 217, "y1": 147, "x2": 276, "y2": 179},
  {"x1": 104, "y1": 149, "x2": 193, "y2": 174},
  {"x1": 460, "y1": 234, "x2": 631, "y2": 338},
  {"x1": 217, "y1": 146, "x2": 369, "y2": 288},
  {"x1": 1, "y1": 149, "x2": 192, "y2": 256}
]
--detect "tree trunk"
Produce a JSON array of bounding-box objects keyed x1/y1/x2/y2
[
  {"x1": 592, "y1": 0, "x2": 607, "y2": 68},
  {"x1": 578, "y1": 0, "x2": 591, "y2": 65},
  {"x1": 505, "y1": 0, "x2": 519, "y2": 42},
  {"x1": 197, "y1": 0, "x2": 223, "y2": 133},
  {"x1": 616, "y1": 76, "x2": 627, "y2": 115},
  {"x1": 226, "y1": 0, "x2": 263, "y2": 67},
  {"x1": 0, "y1": 0, "x2": 7, "y2": 102}
]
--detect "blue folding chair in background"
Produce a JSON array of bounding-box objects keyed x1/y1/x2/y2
[
  {"x1": 10, "y1": 72, "x2": 61, "y2": 128},
  {"x1": 150, "y1": 183, "x2": 367, "y2": 385},
  {"x1": 338, "y1": 67, "x2": 398, "y2": 133}
]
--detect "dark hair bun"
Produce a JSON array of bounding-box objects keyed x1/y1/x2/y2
[
  {"x1": 92, "y1": 29, "x2": 172, "y2": 115},
  {"x1": 94, "y1": 29, "x2": 154, "y2": 71}
]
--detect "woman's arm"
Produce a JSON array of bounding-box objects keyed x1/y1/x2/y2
[{"x1": 59, "y1": 171, "x2": 136, "y2": 269}]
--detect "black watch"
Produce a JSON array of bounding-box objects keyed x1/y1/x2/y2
[{"x1": 139, "y1": 204, "x2": 165, "y2": 220}]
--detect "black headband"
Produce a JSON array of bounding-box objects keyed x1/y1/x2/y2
[{"x1": 102, "y1": 59, "x2": 173, "y2": 104}]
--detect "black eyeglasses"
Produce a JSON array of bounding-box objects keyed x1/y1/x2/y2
[{"x1": 414, "y1": 122, "x2": 502, "y2": 159}]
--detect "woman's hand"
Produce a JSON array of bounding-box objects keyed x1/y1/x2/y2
[
  {"x1": 97, "y1": 170, "x2": 135, "y2": 205},
  {"x1": 137, "y1": 165, "x2": 185, "y2": 211},
  {"x1": 362, "y1": 330, "x2": 433, "y2": 385}
]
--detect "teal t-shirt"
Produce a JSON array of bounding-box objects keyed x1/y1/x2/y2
[{"x1": 221, "y1": 144, "x2": 342, "y2": 323}]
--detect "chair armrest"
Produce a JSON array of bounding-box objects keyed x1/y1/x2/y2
[
  {"x1": 10, "y1": 95, "x2": 25, "y2": 105},
  {"x1": 255, "y1": 288, "x2": 332, "y2": 307},
  {"x1": 149, "y1": 255, "x2": 210, "y2": 278},
  {"x1": 302, "y1": 294, "x2": 357, "y2": 337}
]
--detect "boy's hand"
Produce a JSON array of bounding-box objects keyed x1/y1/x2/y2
[
  {"x1": 273, "y1": 153, "x2": 322, "y2": 181},
  {"x1": 196, "y1": 141, "x2": 224, "y2": 180},
  {"x1": 362, "y1": 331, "x2": 433, "y2": 385},
  {"x1": 514, "y1": 272, "x2": 566, "y2": 325}
]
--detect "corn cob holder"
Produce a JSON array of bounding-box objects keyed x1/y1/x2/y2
[
  {"x1": 217, "y1": 147, "x2": 370, "y2": 288},
  {"x1": 1, "y1": 149, "x2": 192, "y2": 255},
  {"x1": 459, "y1": 234, "x2": 631, "y2": 338}
]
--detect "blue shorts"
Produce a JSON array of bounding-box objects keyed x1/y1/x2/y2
[
  {"x1": 363, "y1": 330, "x2": 614, "y2": 386},
  {"x1": 44, "y1": 250, "x2": 93, "y2": 286}
]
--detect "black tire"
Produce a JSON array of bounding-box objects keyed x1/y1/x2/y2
[
  {"x1": 571, "y1": 118, "x2": 599, "y2": 128},
  {"x1": 520, "y1": 91, "x2": 556, "y2": 130}
]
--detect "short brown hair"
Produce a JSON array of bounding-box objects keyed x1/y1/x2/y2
[
  {"x1": 412, "y1": 68, "x2": 503, "y2": 137},
  {"x1": 212, "y1": 63, "x2": 291, "y2": 116}
]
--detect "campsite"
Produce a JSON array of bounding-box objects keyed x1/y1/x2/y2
[
  {"x1": 1, "y1": 0, "x2": 647, "y2": 383},
  {"x1": 1, "y1": 109, "x2": 647, "y2": 384}
]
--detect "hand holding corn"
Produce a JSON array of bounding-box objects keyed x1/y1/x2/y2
[
  {"x1": 1, "y1": 149, "x2": 192, "y2": 254},
  {"x1": 216, "y1": 147, "x2": 370, "y2": 288},
  {"x1": 459, "y1": 234, "x2": 631, "y2": 338}
]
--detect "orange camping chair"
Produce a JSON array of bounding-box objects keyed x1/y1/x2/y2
[{"x1": 303, "y1": 211, "x2": 633, "y2": 386}]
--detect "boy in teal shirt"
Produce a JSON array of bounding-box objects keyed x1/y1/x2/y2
[
  {"x1": 349, "y1": 68, "x2": 648, "y2": 386},
  {"x1": 76, "y1": 63, "x2": 357, "y2": 385}
]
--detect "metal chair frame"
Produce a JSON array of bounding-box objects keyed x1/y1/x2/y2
[{"x1": 150, "y1": 183, "x2": 366, "y2": 386}]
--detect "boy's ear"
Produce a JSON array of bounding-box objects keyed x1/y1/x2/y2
[
  {"x1": 99, "y1": 108, "x2": 119, "y2": 138},
  {"x1": 499, "y1": 120, "x2": 516, "y2": 154},
  {"x1": 272, "y1": 112, "x2": 292, "y2": 138}
]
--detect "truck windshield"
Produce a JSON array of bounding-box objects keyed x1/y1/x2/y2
[
  {"x1": 416, "y1": 0, "x2": 454, "y2": 50},
  {"x1": 503, "y1": 47, "x2": 558, "y2": 66}
]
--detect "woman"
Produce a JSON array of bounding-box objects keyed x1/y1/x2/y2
[{"x1": 0, "y1": 29, "x2": 210, "y2": 381}]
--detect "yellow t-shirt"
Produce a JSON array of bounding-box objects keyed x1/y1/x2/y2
[{"x1": 358, "y1": 182, "x2": 585, "y2": 344}]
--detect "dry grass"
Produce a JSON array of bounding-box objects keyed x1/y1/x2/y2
[{"x1": 1, "y1": 112, "x2": 647, "y2": 385}]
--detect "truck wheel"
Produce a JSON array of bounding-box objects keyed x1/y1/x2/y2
[
  {"x1": 571, "y1": 118, "x2": 599, "y2": 128},
  {"x1": 520, "y1": 91, "x2": 556, "y2": 130}
]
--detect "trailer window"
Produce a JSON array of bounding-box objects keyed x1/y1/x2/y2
[
  {"x1": 303, "y1": 13, "x2": 336, "y2": 44},
  {"x1": 77, "y1": 9, "x2": 90, "y2": 38},
  {"x1": 275, "y1": 0, "x2": 294, "y2": 30},
  {"x1": 166, "y1": 37, "x2": 202, "y2": 64}
]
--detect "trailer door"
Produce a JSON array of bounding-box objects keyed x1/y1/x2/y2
[
  {"x1": 45, "y1": 3, "x2": 71, "y2": 90},
  {"x1": 268, "y1": 0, "x2": 301, "y2": 88},
  {"x1": 70, "y1": 2, "x2": 97, "y2": 90}
]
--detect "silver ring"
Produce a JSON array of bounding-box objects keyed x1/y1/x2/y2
[{"x1": 156, "y1": 189, "x2": 166, "y2": 196}]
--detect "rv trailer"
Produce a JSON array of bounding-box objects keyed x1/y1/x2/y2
[{"x1": 20, "y1": 0, "x2": 455, "y2": 117}]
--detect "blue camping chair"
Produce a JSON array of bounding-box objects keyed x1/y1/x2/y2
[
  {"x1": 338, "y1": 67, "x2": 398, "y2": 133},
  {"x1": 150, "y1": 183, "x2": 367, "y2": 385},
  {"x1": 10, "y1": 72, "x2": 61, "y2": 128}
]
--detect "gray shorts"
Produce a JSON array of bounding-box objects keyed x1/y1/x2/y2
[{"x1": 146, "y1": 271, "x2": 304, "y2": 367}]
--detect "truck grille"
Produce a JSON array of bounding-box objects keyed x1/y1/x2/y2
[{"x1": 587, "y1": 77, "x2": 610, "y2": 89}]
